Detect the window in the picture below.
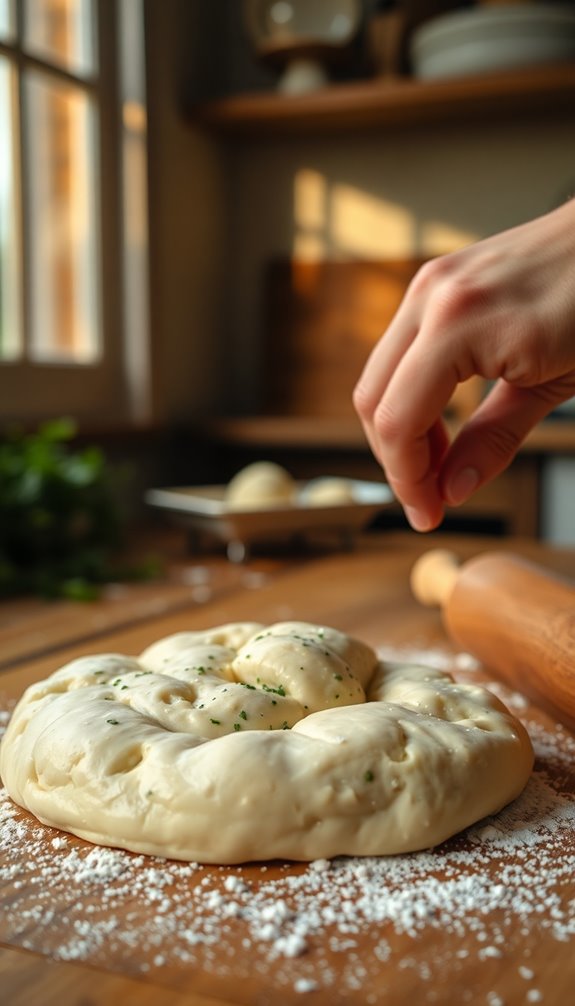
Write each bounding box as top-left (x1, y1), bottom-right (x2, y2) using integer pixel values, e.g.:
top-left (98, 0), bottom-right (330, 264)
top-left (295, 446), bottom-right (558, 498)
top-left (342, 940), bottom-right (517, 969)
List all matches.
top-left (0, 0), bottom-right (150, 426)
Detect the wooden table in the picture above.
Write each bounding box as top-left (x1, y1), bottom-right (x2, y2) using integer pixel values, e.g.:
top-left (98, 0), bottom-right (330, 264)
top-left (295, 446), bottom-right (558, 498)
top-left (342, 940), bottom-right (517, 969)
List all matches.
top-left (1, 532), bottom-right (575, 1005)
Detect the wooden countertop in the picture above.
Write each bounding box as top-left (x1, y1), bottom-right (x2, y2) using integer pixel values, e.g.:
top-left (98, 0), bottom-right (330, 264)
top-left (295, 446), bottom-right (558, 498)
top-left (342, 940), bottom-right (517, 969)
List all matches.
top-left (1, 532), bottom-right (575, 1005)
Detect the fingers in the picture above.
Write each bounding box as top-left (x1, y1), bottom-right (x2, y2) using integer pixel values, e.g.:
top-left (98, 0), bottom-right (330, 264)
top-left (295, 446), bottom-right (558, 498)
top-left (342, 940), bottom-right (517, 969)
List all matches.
top-left (354, 258), bottom-right (472, 531)
top-left (439, 379), bottom-right (567, 506)
top-left (353, 269), bottom-right (429, 440)
top-left (353, 321), bottom-right (420, 441)
top-left (356, 333), bottom-right (460, 531)
top-left (398, 418), bottom-right (450, 532)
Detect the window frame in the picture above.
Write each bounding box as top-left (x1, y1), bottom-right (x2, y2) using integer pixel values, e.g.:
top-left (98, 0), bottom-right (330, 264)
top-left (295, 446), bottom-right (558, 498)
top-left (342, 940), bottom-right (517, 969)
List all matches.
top-left (0, 0), bottom-right (139, 427)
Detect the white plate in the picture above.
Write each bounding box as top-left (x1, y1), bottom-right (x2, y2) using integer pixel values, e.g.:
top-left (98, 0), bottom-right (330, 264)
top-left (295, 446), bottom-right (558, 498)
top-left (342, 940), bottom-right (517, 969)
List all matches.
top-left (411, 4), bottom-right (575, 80)
top-left (145, 480), bottom-right (393, 562)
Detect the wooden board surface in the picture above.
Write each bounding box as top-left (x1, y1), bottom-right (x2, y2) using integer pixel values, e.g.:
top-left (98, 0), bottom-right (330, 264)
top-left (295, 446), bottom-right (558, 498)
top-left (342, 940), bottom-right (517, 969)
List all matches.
top-left (2, 532), bottom-right (575, 1005)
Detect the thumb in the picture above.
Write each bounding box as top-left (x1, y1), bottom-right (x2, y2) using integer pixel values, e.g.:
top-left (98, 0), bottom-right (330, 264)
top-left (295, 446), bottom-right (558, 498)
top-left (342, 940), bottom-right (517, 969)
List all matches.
top-left (439, 379), bottom-right (569, 506)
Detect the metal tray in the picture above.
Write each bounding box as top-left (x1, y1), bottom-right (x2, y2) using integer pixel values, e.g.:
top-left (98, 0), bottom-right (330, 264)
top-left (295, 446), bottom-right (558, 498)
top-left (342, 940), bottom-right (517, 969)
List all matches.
top-left (145, 480), bottom-right (393, 561)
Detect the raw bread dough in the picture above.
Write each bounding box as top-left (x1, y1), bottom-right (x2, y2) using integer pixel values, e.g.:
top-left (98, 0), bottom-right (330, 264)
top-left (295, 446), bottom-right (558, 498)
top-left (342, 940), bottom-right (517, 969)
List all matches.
top-left (301, 477), bottom-right (356, 507)
top-left (225, 462), bottom-right (295, 508)
top-left (0, 622), bottom-right (533, 864)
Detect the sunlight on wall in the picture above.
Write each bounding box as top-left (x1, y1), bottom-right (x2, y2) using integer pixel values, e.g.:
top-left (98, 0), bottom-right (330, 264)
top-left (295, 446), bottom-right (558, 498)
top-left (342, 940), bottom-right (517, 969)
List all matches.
top-left (420, 219), bottom-right (479, 256)
top-left (293, 169), bottom-right (479, 262)
top-left (293, 169), bottom-right (417, 260)
top-left (293, 168), bottom-right (327, 262)
top-left (293, 232), bottom-right (327, 261)
top-left (330, 184), bottom-right (415, 258)
top-left (294, 168), bottom-right (326, 230)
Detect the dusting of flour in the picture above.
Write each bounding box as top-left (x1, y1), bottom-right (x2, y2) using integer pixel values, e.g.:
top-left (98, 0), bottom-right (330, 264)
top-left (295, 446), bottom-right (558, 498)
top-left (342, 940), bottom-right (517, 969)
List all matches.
top-left (1, 652), bottom-right (574, 1002)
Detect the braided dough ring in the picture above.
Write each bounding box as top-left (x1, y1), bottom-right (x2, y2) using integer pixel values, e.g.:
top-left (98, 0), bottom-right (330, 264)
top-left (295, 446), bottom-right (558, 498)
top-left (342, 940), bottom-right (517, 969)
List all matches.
top-left (0, 621), bottom-right (533, 864)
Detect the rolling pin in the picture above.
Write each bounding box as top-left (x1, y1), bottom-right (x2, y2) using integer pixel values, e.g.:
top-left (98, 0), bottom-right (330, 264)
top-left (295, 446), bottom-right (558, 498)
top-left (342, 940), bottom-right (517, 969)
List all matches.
top-left (410, 549), bottom-right (575, 731)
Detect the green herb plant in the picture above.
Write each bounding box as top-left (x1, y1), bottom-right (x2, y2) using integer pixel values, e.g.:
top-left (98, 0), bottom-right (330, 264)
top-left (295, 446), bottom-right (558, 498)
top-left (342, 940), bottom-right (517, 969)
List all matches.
top-left (0, 418), bottom-right (157, 600)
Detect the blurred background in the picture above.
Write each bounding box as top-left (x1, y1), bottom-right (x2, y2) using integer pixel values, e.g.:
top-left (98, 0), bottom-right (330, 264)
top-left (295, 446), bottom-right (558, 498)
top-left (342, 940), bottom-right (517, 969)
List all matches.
top-left (1, 0), bottom-right (575, 555)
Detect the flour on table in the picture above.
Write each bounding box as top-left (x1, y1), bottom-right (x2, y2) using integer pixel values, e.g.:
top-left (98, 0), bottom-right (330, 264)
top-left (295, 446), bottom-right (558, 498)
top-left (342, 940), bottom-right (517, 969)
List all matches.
top-left (0, 720), bottom-right (572, 998)
top-left (0, 647), bottom-right (573, 1000)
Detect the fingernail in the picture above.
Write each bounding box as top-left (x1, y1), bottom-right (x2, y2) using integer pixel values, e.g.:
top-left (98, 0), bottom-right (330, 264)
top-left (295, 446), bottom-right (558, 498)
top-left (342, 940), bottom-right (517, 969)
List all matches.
top-left (404, 506), bottom-right (433, 532)
top-left (446, 467), bottom-right (480, 506)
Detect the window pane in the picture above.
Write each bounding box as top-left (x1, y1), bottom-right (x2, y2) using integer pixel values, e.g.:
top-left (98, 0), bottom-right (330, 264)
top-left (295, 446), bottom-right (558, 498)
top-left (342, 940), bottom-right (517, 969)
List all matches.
top-left (24, 0), bottom-right (96, 77)
top-left (25, 71), bottom-right (100, 363)
top-left (0, 0), bottom-right (14, 39)
top-left (0, 57), bottom-right (22, 360)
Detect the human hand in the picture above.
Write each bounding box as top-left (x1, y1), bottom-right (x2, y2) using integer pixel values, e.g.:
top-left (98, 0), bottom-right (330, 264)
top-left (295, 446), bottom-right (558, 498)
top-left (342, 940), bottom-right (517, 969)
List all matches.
top-left (353, 200), bottom-right (575, 531)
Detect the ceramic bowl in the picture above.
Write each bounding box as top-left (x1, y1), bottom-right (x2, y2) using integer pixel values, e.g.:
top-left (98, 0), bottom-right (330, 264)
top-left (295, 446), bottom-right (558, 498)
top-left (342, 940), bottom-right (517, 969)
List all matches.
top-left (411, 3), bottom-right (575, 80)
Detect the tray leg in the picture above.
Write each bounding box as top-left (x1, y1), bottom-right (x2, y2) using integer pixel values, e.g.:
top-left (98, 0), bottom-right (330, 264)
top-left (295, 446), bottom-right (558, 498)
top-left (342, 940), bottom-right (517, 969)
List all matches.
top-left (227, 539), bottom-right (248, 563)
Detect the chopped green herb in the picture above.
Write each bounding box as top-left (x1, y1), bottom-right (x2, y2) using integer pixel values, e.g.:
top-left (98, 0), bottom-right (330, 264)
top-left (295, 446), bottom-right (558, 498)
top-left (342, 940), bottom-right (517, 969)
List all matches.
top-left (262, 683), bottom-right (286, 697)
top-left (364, 770), bottom-right (374, 783)
top-left (334, 674), bottom-right (343, 681)
top-left (233, 723), bottom-right (242, 731)
top-left (106, 718), bottom-right (119, 725)
top-left (239, 710), bottom-right (247, 721)
top-left (210, 718), bottom-right (221, 725)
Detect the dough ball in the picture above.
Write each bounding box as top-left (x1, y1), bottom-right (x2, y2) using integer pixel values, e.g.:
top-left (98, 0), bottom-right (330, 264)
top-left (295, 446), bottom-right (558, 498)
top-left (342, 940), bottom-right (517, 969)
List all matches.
top-left (0, 619), bottom-right (534, 865)
top-left (225, 461), bottom-right (295, 509)
top-left (302, 478), bottom-right (356, 507)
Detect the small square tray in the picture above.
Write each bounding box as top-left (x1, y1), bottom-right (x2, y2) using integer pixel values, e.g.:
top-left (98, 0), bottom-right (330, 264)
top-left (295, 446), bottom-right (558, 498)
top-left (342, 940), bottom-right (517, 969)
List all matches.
top-left (145, 480), bottom-right (393, 562)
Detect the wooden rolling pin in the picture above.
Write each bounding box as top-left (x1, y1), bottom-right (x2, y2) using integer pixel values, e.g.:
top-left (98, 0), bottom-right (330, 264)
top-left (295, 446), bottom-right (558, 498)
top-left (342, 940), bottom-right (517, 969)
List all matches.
top-left (411, 549), bottom-right (575, 731)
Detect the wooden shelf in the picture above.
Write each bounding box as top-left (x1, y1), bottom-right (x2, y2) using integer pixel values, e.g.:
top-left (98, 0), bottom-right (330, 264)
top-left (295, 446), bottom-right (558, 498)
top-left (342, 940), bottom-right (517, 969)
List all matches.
top-left (207, 415), bottom-right (367, 449)
top-left (192, 64), bottom-right (575, 135)
top-left (206, 415), bottom-right (575, 455)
